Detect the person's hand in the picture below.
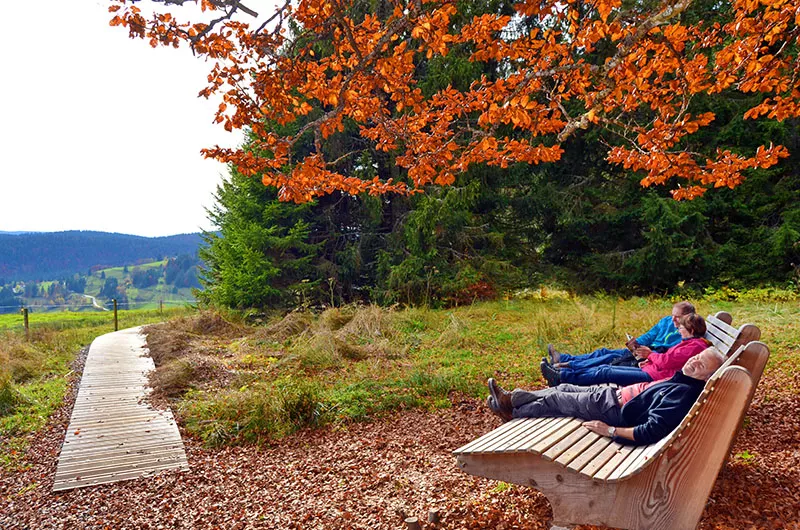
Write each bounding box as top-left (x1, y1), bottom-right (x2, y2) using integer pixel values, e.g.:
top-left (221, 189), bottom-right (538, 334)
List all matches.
top-left (634, 346), bottom-right (652, 359)
top-left (625, 337), bottom-right (639, 351)
top-left (583, 420), bottom-right (611, 436)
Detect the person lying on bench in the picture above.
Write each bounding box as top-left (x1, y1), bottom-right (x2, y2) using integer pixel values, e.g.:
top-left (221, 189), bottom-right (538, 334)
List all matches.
top-left (486, 347), bottom-right (725, 445)
top-left (547, 301), bottom-right (695, 370)
top-left (541, 313), bottom-right (710, 387)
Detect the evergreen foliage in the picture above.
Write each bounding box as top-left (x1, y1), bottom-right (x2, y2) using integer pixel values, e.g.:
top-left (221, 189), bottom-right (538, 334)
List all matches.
top-left (197, 0), bottom-right (800, 309)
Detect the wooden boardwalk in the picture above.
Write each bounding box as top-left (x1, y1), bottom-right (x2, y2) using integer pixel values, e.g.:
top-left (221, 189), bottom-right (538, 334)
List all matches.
top-left (53, 326), bottom-right (188, 492)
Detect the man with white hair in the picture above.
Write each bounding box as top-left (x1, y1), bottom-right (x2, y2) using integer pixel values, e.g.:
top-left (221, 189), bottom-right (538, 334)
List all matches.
top-left (487, 347), bottom-right (725, 445)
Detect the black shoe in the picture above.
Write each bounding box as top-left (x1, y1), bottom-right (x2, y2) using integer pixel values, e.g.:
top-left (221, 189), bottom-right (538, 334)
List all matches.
top-left (547, 343), bottom-right (561, 364)
top-left (486, 395), bottom-right (513, 422)
top-left (540, 358), bottom-right (561, 387)
top-left (488, 378), bottom-right (513, 413)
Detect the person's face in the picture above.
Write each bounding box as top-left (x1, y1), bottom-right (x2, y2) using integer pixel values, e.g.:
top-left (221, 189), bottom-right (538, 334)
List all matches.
top-left (678, 321), bottom-right (693, 339)
top-left (672, 306), bottom-right (688, 327)
top-left (682, 350), bottom-right (720, 380)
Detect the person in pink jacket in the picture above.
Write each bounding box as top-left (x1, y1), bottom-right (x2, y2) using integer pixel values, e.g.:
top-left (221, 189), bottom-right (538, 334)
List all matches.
top-left (540, 313), bottom-right (710, 387)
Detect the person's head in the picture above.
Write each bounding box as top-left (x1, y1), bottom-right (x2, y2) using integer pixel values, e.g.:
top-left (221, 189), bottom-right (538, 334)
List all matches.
top-left (682, 347), bottom-right (725, 380)
top-left (678, 313), bottom-right (706, 339)
top-left (671, 301), bottom-right (696, 327)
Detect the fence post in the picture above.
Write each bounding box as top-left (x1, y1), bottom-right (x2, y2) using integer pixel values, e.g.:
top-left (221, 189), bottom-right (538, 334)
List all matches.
top-left (113, 299), bottom-right (118, 331)
top-left (21, 307), bottom-right (29, 339)
top-left (159, 299), bottom-right (163, 315)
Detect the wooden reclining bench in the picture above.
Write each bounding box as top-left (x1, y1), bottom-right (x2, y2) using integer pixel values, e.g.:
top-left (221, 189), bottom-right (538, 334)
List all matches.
top-left (454, 313), bottom-right (767, 530)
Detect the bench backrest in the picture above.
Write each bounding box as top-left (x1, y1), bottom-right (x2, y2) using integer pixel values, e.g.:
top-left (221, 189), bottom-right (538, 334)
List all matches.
top-left (705, 311), bottom-right (761, 358)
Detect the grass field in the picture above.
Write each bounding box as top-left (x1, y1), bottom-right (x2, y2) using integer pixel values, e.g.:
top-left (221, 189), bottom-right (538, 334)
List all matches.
top-left (3, 290), bottom-right (798, 464)
top-left (0, 306), bottom-right (196, 469)
top-left (142, 292), bottom-right (800, 446)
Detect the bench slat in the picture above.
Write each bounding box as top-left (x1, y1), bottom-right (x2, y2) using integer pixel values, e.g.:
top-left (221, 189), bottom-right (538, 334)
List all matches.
top-left (706, 326), bottom-right (735, 349)
top-left (491, 418), bottom-right (550, 453)
top-left (566, 436), bottom-right (612, 472)
top-left (593, 445), bottom-right (635, 481)
top-left (504, 417), bottom-right (567, 452)
top-left (454, 418), bottom-right (526, 454)
top-left (491, 417), bottom-right (560, 453)
top-left (706, 333), bottom-right (730, 354)
top-left (514, 417), bottom-right (573, 452)
top-left (530, 419), bottom-right (583, 454)
top-left (613, 435), bottom-right (671, 481)
top-left (580, 441), bottom-right (625, 476)
top-left (543, 426), bottom-right (594, 462)
top-left (707, 314), bottom-right (738, 336)
top-left (496, 417), bottom-right (562, 453)
top-left (606, 445), bottom-right (648, 482)
top-left (476, 418), bottom-right (545, 453)
top-left (554, 431), bottom-right (601, 466)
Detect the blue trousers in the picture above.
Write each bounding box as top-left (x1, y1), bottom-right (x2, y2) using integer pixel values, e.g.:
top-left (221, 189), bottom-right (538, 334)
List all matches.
top-left (559, 365), bottom-right (654, 386)
top-left (558, 347), bottom-right (631, 369)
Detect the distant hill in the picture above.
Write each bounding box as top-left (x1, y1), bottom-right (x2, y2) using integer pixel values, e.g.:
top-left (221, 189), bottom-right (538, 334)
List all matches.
top-left (0, 231), bottom-right (204, 281)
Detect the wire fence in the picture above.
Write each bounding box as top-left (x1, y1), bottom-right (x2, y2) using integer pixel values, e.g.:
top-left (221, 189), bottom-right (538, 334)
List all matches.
top-left (1, 299), bottom-right (197, 336)
top-left (0, 300), bottom-right (195, 312)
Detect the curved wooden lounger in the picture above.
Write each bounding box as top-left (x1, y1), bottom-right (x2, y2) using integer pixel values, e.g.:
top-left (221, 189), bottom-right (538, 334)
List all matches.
top-left (454, 337), bottom-right (770, 530)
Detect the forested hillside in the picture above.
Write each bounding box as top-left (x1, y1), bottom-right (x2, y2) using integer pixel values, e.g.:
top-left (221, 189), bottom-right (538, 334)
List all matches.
top-left (0, 231), bottom-right (203, 281)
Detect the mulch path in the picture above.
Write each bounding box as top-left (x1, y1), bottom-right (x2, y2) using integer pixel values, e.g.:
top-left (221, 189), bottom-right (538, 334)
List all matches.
top-left (2, 358), bottom-right (799, 529)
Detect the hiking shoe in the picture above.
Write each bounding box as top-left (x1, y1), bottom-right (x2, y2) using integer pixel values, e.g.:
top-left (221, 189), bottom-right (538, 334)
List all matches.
top-left (547, 344), bottom-right (561, 364)
top-left (486, 395), bottom-right (512, 422)
top-left (540, 358), bottom-right (561, 387)
top-left (488, 378), bottom-right (513, 413)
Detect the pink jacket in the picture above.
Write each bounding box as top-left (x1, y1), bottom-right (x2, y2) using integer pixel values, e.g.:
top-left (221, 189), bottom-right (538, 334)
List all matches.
top-left (640, 337), bottom-right (710, 381)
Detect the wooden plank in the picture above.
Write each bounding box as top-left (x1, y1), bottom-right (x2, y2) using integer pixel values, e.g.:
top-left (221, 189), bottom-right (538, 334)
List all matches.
top-left (553, 431), bottom-right (601, 466)
top-left (705, 326), bottom-right (735, 350)
top-left (515, 417), bottom-right (574, 452)
top-left (611, 437), bottom-right (671, 482)
top-left (707, 314), bottom-right (738, 336)
top-left (605, 446), bottom-right (647, 482)
top-left (499, 417), bottom-right (565, 452)
top-left (468, 419), bottom-right (537, 453)
top-left (480, 418), bottom-right (551, 453)
top-left (579, 441), bottom-right (624, 477)
top-left (566, 436), bottom-right (613, 473)
top-left (53, 326), bottom-right (188, 492)
top-left (530, 419), bottom-right (583, 454)
top-left (543, 426), bottom-right (593, 462)
top-left (453, 419), bottom-right (526, 454)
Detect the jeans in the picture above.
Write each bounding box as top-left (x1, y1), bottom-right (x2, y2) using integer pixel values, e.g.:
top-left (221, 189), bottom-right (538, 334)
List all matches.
top-left (559, 365), bottom-right (654, 386)
top-left (511, 384), bottom-right (624, 425)
top-left (558, 347), bottom-right (631, 369)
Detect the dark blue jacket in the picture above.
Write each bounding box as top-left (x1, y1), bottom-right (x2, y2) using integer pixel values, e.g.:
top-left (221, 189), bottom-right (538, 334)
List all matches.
top-left (619, 371), bottom-right (705, 445)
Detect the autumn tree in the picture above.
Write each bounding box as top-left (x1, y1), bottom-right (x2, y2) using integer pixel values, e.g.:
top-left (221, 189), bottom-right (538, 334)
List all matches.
top-left (111, 0), bottom-right (797, 202)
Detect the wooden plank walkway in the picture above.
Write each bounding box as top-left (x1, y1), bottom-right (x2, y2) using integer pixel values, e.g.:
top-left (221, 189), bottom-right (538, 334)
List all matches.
top-left (53, 326), bottom-right (188, 492)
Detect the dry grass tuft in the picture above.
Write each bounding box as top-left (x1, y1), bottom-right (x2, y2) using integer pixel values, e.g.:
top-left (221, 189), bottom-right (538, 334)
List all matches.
top-left (178, 311), bottom-right (245, 338)
top-left (338, 305), bottom-right (397, 341)
top-left (258, 312), bottom-right (314, 342)
top-left (150, 353), bottom-right (232, 398)
top-left (434, 313), bottom-right (470, 348)
top-left (318, 307), bottom-right (355, 332)
top-left (0, 333), bottom-right (45, 383)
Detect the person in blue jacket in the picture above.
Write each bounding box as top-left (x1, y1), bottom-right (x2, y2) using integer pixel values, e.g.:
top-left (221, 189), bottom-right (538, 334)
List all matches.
top-left (486, 346), bottom-right (725, 445)
top-left (547, 301), bottom-right (696, 370)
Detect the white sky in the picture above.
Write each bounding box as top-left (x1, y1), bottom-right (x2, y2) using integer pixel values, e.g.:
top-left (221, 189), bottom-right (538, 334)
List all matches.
top-left (0, 1), bottom-right (244, 237)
